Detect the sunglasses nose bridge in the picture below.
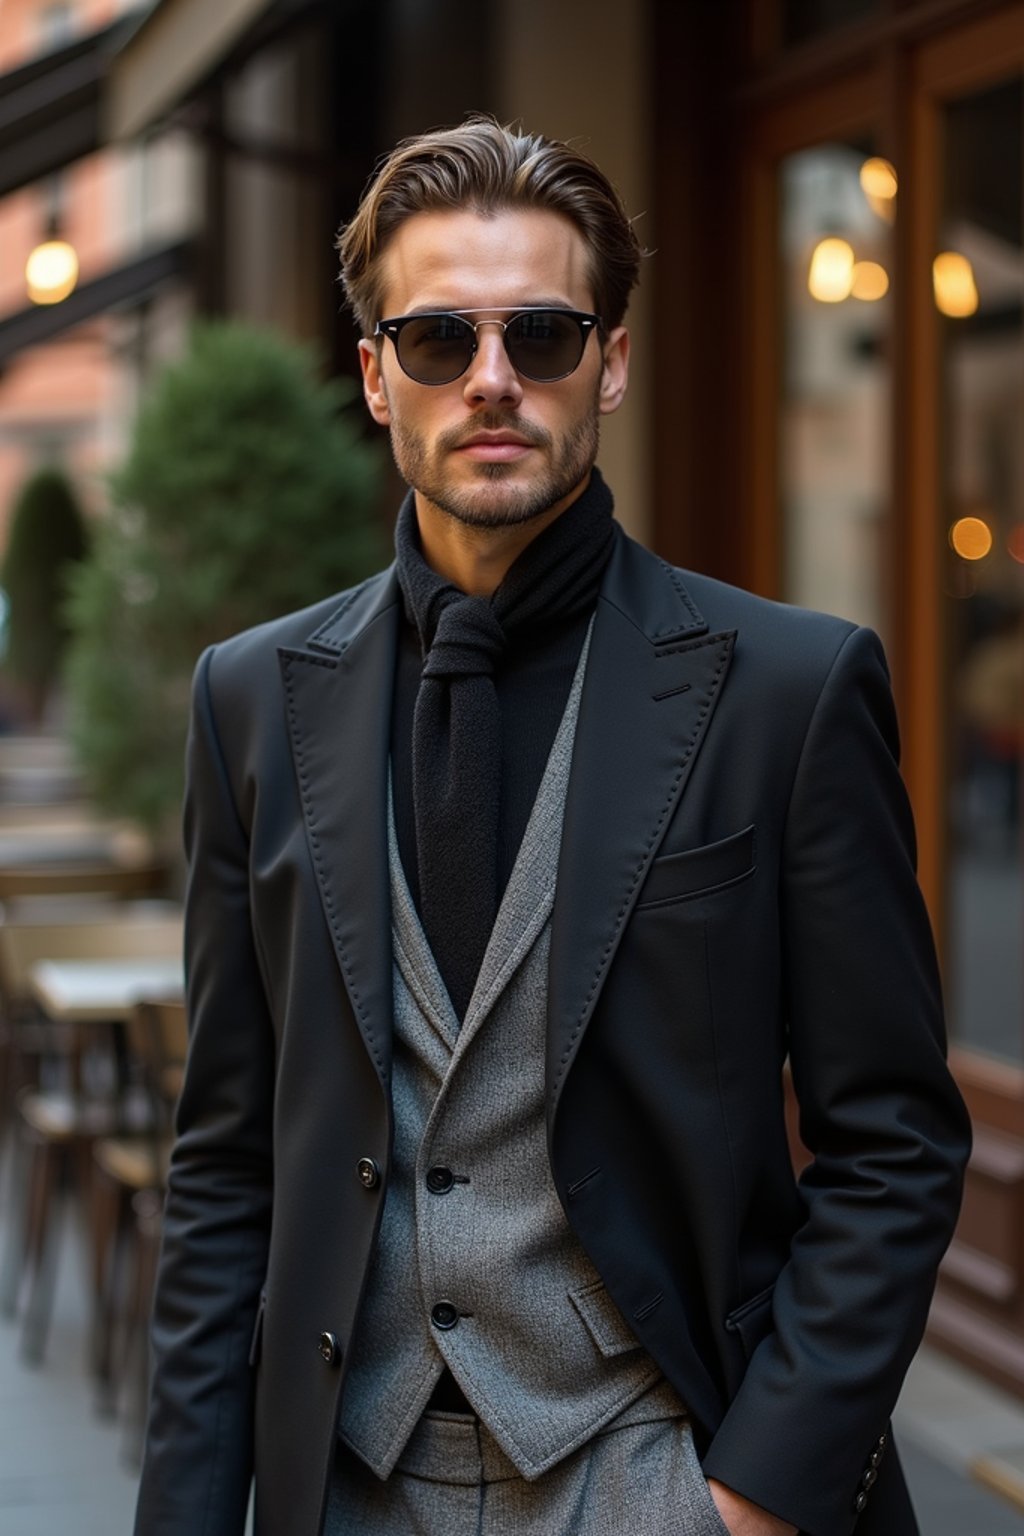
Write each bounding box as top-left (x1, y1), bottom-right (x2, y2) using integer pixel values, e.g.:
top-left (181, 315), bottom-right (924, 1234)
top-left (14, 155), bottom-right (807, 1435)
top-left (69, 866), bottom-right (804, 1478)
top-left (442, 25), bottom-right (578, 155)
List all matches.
top-left (462, 318), bottom-right (520, 389)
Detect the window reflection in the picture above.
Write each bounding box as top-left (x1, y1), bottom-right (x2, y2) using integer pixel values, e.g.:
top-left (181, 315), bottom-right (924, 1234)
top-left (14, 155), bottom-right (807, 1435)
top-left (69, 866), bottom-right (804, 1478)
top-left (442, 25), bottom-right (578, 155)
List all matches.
top-left (779, 142), bottom-right (892, 640)
top-left (942, 79), bottom-right (1024, 1065)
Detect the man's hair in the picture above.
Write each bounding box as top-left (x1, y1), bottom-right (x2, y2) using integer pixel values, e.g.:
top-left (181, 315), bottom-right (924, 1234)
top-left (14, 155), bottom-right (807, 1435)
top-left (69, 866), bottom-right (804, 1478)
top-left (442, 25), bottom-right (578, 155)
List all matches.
top-left (337, 116), bottom-right (643, 337)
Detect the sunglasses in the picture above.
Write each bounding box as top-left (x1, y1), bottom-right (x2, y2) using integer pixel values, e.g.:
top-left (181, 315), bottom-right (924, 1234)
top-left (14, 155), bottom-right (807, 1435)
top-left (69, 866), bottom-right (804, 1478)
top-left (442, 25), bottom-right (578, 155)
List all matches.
top-left (373, 308), bottom-right (602, 386)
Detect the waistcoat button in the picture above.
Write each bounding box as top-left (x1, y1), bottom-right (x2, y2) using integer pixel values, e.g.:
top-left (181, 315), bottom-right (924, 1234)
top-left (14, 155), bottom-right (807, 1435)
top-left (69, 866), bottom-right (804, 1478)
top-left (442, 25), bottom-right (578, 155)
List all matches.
top-left (356, 1157), bottom-right (380, 1189)
top-left (426, 1166), bottom-right (455, 1195)
top-left (318, 1331), bottom-right (341, 1366)
top-left (431, 1301), bottom-right (459, 1331)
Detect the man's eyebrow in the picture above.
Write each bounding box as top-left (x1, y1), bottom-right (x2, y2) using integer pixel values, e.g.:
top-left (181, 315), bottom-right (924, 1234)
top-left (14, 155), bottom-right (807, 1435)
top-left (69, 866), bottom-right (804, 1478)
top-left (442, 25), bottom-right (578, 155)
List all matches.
top-left (398, 299), bottom-right (579, 317)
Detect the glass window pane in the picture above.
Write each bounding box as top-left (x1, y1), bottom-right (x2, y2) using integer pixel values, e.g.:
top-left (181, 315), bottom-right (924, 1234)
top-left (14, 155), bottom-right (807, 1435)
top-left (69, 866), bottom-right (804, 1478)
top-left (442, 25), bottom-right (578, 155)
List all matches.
top-left (781, 0), bottom-right (878, 47)
top-left (941, 78), bottom-right (1024, 1066)
top-left (779, 141), bottom-right (893, 641)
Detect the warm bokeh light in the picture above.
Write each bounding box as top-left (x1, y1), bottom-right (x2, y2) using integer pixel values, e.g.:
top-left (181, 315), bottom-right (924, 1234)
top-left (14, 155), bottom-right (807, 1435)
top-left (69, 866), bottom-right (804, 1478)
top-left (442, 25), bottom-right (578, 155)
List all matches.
top-left (950, 515), bottom-right (993, 561)
top-left (860, 157), bottom-right (898, 223)
top-left (25, 239), bottom-right (79, 304)
top-left (851, 260), bottom-right (889, 301)
top-left (1008, 524), bottom-right (1024, 565)
top-left (808, 238), bottom-right (854, 302)
top-left (933, 251), bottom-right (979, 318)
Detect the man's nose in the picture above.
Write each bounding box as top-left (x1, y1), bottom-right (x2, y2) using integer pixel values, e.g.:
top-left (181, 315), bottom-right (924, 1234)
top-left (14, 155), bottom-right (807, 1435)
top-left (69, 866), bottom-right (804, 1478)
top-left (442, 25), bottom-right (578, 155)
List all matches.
top-left (462, 324), bottom-right (523, 407)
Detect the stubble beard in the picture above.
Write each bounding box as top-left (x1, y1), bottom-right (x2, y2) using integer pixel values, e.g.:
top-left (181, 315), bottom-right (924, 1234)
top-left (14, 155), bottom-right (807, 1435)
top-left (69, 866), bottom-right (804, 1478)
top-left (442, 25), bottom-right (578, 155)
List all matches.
top-left (389, 398), bottom-right (601, 530)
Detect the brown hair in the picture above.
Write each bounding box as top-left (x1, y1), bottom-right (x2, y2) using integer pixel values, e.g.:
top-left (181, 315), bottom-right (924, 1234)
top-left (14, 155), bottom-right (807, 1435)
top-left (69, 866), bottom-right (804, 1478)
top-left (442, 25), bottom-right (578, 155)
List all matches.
top-left (336, 116), bottom-right (643, 336)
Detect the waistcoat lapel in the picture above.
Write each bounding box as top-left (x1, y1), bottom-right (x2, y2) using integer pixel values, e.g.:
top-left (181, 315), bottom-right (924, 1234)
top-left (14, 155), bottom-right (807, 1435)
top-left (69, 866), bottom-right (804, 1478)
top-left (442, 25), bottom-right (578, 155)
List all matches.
top-left (388, 791), bottom-right (461, 1058)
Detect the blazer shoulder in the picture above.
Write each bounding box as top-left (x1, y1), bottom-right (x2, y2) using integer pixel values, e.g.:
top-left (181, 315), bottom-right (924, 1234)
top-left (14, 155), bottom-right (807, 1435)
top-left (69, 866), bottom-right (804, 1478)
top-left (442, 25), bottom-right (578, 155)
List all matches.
top-left (200, 565), bottom-right (397, 705)
top-left (666, 559), bottom-right (870, 686)
top-left (674, 563), bottom-right (855, 643)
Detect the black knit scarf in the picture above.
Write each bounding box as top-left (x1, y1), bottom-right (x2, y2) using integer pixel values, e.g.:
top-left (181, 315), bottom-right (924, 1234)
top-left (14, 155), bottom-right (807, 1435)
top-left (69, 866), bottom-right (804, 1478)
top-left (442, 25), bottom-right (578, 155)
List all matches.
top-left (394, 469), bottom-right (615, 1020)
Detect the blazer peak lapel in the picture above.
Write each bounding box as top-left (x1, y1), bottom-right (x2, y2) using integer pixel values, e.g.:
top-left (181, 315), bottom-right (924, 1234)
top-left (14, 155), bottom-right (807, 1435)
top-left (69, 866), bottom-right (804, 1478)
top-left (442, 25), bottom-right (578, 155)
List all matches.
top-left (278, 567), bottom-right (399, 1090)
top-left (547, 534), bottom-right (735, 1117)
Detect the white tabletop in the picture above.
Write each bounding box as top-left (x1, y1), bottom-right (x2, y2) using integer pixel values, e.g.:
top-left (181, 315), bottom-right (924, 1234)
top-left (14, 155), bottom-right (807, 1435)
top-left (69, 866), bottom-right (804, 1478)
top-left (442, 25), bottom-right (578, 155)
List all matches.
top-left (29, 958), bottom-right (185, 1023)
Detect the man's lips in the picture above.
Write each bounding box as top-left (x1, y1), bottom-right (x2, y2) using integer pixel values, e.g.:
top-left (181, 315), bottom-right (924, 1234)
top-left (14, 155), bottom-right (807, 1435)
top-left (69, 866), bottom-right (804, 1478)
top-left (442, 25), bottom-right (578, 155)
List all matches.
top-left (454, 432), bottom-right (536, 461)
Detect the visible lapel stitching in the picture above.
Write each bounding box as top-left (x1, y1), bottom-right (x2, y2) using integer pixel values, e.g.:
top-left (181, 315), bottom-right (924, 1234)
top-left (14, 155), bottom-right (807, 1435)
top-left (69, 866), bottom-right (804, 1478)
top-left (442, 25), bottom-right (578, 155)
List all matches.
top-left (278, 586), bottom-right (399, 1090)
top-left (548, 624), bottom-right (736, 1111)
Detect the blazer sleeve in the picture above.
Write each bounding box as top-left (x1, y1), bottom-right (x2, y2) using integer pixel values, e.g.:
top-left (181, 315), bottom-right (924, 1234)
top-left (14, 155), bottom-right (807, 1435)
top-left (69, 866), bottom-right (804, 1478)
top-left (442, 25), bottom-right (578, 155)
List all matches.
top-left (701, 624), bottom-right (972, 1536)
top-left (134, 645), bottom-right (275, 1536)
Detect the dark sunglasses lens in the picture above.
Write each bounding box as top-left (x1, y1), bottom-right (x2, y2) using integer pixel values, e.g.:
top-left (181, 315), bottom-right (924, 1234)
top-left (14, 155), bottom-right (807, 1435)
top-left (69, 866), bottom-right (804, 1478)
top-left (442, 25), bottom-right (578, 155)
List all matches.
top-left (395, 314), bottom-right (475, 383)
top-left (506, 311), bottom-right (586, 381)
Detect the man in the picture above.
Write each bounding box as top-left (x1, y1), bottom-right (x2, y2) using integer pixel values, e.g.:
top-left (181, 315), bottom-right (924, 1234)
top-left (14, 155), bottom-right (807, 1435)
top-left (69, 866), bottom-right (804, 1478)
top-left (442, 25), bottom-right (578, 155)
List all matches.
top-left (135, 119), bottom-right (971, 1536)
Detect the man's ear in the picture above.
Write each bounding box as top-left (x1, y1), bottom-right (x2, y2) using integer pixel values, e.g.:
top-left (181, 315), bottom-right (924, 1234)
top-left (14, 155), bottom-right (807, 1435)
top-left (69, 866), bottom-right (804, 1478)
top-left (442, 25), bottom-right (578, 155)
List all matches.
top-left (359, 337), bottom-right (391, 426)
top-left (598, 326), bottom-right (630, 416)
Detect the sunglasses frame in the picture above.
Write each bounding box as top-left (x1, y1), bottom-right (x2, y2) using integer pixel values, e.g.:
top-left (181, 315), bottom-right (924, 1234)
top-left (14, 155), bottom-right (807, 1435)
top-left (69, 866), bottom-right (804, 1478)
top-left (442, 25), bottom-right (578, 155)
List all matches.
top-left (373, 307), bottom-right (603, 386)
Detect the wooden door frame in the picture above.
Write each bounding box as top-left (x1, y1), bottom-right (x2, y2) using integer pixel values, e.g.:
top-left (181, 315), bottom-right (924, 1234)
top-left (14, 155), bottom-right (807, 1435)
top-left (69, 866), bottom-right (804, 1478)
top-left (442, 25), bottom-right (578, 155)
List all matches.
top-left (905, 5), bottom-right (1024, 1103)
top-left (740, 64), bottom-right (885, 604)
top-left (718, 0), bottom-right (1024, 1393)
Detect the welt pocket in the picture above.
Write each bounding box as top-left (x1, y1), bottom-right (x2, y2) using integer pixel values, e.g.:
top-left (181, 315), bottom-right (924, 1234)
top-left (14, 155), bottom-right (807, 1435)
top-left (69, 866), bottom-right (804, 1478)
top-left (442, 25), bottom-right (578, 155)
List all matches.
top-left (636, 825), bottom-right (756, 909)
top-left (724, 1282), bottom-right (775, 1359)
top-left (569, 1278), bottom-right (642, 1358)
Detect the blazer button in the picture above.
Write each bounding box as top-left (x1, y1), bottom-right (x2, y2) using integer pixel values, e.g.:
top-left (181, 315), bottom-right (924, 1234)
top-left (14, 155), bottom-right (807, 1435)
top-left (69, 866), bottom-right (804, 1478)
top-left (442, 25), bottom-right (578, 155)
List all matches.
top-left (356, 1157), bottom-right (380, 1190)
top-left (318, 1331), bottom-right (341, 1366)
top-left (854, 1490), bottom-right (868, 1514)
top-left (431, 1301), bottom-right (459, 1331)
top-left (861, 1468), bottom-right (877, 1490)
top-left (426, 1166), bottom-right (454, 1195)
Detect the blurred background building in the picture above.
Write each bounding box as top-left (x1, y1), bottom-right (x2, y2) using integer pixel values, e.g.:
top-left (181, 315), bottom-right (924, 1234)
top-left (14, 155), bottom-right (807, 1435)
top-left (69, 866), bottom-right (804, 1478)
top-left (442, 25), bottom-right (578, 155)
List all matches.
top-left (0, 0), bottom-right (1022, 1406)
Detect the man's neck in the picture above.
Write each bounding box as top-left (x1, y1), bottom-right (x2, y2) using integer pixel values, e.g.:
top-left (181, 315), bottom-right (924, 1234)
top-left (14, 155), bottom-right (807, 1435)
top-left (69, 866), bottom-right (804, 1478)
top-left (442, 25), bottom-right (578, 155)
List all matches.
top-left (414, 476), bottom-right (590, 596)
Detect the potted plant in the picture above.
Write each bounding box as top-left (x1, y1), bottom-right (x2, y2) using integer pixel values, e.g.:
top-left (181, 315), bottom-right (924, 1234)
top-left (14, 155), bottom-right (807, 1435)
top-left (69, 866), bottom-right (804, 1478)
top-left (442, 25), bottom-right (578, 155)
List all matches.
top-left (1, 465), bottom-right (89, 726)
top-left (65, 321), bottom-right (388, 842)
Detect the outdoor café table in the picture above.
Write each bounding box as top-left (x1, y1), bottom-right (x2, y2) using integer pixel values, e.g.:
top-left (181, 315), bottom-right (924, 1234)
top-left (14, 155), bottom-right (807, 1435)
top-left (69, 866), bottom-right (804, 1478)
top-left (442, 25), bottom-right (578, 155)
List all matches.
top-left (29, 958), bottom-right (184, 1025)
top-left (0, 832), bottom-right (120, 866)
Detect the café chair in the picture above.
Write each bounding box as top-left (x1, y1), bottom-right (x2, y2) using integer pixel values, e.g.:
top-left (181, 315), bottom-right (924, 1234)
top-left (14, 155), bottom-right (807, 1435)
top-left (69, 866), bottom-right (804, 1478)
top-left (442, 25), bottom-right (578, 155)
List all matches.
top-left (91, 997), bottom-right (188, 1461)
top-left (0, 912), bottom-right (182, 1366)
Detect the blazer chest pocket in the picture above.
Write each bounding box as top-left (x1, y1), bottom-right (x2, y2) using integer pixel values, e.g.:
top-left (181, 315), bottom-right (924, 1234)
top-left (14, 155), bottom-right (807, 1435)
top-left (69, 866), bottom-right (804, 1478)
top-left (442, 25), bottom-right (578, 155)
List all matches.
top-left (636, 824), bottom-right (756, 909)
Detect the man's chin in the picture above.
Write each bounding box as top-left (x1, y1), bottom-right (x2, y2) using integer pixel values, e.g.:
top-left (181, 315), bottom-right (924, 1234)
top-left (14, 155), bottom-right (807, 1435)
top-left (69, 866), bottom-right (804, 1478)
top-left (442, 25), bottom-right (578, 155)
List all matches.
top-left (430, 482), bottom-right (562, 530)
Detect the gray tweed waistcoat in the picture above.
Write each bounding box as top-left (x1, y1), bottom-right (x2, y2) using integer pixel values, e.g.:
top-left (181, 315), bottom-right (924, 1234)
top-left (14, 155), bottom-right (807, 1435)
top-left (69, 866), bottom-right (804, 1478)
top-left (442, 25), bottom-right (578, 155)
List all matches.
top-left (337, 626), bottom-right (666, 1482)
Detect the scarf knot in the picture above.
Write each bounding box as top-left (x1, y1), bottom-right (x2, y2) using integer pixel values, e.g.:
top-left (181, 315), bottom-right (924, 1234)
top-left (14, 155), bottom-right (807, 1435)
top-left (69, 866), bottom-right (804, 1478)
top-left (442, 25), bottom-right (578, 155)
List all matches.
top-left (422, 596), bottom-right (507, 680)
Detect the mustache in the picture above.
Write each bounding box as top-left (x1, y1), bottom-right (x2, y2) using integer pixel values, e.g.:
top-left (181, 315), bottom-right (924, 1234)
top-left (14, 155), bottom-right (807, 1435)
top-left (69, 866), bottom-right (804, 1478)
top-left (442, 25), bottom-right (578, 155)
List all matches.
top-left (437, 415), bottom-right (552, 452)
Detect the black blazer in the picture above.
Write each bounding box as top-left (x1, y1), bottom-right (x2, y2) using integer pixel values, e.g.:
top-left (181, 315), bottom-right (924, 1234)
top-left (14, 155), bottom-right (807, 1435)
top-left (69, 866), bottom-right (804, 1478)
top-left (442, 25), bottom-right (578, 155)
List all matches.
top-left (134, 527), bottom-right (970, 1536)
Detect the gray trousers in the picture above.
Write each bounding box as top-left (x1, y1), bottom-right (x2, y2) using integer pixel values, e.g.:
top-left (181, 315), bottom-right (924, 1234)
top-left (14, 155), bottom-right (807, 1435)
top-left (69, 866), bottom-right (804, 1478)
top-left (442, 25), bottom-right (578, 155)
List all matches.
top-left (325, 1406), bottom-right (729, 1536)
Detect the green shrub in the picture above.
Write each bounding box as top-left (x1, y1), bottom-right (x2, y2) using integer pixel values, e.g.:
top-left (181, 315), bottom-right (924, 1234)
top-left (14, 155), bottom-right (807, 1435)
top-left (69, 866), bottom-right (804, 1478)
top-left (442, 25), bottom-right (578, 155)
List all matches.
top-left (65, 321), bottom-right (387, 834)
top-left (1, 465), bottom-right (89, 721)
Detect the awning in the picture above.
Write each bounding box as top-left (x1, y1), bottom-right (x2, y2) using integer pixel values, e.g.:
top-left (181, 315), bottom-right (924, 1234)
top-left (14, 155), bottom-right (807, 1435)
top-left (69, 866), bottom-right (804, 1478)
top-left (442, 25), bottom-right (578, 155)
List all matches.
top-left (0, 15), bottom-right (141, 200)
top-left (0, 0), bottom-right (322, 196)
top-left (0, 241), bottom-right (193, 371)
top-left (105, 0), bottom-right (275, 140)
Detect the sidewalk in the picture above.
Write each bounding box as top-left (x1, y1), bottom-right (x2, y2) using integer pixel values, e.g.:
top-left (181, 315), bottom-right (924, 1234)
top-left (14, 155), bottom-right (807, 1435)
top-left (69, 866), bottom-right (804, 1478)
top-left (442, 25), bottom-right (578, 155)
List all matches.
top-left (897, 1346), bottom-right (1024, 1535)
top-left (1, 1198), bottom-right (1024, 1535)
top-left (0, 1213), bottom-right (138, 1536)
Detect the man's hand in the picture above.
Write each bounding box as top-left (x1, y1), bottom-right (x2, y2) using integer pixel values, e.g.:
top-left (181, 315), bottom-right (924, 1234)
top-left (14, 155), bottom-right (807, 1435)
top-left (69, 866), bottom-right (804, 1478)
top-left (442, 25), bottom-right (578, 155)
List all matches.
top-left (707, 1478), bottom-right (799, 1536)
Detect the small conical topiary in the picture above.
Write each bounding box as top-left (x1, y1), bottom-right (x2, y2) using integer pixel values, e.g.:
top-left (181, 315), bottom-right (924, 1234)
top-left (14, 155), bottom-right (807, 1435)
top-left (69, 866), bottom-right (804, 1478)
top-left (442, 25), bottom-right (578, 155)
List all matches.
top-left (1, 465), bottom-right (89, 724)
top-left (65, 320), bottom-right (388, 835)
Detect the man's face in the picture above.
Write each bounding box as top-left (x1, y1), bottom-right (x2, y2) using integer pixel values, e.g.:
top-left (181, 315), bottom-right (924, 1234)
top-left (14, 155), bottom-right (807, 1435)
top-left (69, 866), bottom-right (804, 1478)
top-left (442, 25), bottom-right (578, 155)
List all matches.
top-left (358, 208), bottom-right (629, 531)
